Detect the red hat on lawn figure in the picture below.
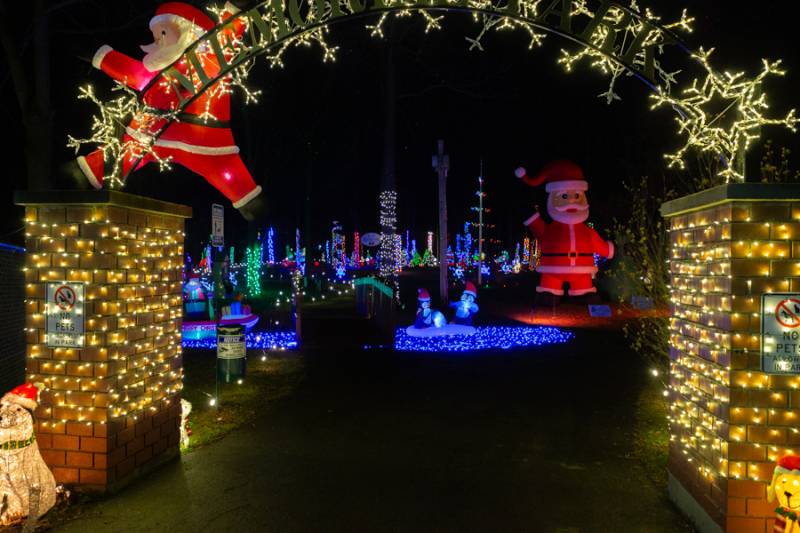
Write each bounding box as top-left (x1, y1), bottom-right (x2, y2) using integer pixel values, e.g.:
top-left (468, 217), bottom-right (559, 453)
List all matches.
top-left (768, 454), bottom-right (800, 531)
top-left (2, 383), bottom-right (41, 411)
top-left (463, 281), bottom-right (477, 298)
top-left (76, 2), bottom-right (266, 221)
top-left (516, 160), bottom-right (614, 297)
top-left (418, 288), bottom-right (431, 302)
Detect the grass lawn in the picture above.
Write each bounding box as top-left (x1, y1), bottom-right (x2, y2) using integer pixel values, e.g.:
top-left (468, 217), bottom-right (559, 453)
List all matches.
top-left (181, 349), bottom-right (304, 450)
top-left (19, 350), bottom-right (304, 532)
top-left (633, 373), bottom-right (673, 488)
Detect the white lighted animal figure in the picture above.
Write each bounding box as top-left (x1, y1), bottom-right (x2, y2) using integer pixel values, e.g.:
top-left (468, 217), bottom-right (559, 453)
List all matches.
top-left (0, 384), bottom-right (56, 526)
top-left (180, 399), bottom-right (193, 448)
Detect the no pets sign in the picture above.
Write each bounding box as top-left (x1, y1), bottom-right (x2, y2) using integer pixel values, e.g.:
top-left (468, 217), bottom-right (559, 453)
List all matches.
top-left (762, 294), bottom-right (800, 374)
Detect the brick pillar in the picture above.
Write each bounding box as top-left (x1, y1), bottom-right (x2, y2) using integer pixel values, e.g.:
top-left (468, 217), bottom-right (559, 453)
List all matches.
top-left (662, 183), bottom-right (800, 533)
top-left (15, 190), bottom-right (191, 492)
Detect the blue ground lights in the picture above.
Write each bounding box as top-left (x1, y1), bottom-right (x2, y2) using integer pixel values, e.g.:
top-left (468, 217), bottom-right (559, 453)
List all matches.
top-left (182, 331), bottom-right (298, 350)
top-left (394, 326), bottom-right (574, 352)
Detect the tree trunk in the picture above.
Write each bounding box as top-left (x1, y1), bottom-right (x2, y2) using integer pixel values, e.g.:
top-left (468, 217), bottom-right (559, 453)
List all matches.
top-left (381, 37), bottom-right (396, 198)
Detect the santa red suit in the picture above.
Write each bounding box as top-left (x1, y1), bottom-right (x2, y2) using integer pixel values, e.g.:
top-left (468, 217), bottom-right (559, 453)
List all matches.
top-left (518, 161), bottom-right (614, 296)
top-left (77, 2), bottom-right (262, 212)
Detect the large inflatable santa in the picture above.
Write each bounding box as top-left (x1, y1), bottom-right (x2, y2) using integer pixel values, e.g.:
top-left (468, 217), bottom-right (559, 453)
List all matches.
top-left (76, 2), bottom-right (265, 221)
top-left (516, 160), bottom-right (614, 297)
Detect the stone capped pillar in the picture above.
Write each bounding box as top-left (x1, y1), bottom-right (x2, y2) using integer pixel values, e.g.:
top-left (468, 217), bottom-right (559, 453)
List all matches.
top-left (662, 183), bottom-right (800, 532)
top-left (15, 190), bottom-right (191, 492)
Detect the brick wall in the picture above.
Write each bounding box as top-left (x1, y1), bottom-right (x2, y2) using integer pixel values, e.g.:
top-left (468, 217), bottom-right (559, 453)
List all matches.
top-left (0, 243), bottom-right (25, 393)
top-left (663, 185), bottom-right (800, 532)
top-left (18, 191), bottom-right (190, 491)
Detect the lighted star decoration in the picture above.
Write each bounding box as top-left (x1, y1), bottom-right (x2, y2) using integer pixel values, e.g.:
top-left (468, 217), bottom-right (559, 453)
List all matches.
top-left (651, 48), bottom-right (799, 182)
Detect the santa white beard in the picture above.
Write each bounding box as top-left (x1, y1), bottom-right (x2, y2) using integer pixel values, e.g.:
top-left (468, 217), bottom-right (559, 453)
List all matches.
top-left (547, 194), bottom-right (589, 225)
top-left (142, 34), bottom-right (196, 72)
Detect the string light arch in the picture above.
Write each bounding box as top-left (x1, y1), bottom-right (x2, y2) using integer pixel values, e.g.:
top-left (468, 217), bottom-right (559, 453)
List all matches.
top-left (69, 0), bottom-right (797, 189)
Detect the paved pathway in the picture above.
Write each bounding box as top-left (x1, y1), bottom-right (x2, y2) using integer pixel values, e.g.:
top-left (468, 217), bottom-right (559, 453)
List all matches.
top-left (54, 305), bottom-right (692, 532)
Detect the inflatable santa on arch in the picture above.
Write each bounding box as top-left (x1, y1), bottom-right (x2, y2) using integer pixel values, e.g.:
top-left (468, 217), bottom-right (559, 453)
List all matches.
top-left (516, 160), bottom-right (614, 297)
top-left (76, 2), bottom-right (265, 221)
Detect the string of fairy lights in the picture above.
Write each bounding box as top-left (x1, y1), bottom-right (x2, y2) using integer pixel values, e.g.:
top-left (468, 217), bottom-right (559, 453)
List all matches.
top-left (378, 190), bottom-right (401, 287)
top-left (666, 208), bottom-right (800, 483)
top-left (24, 207), bottom-right (185, 427)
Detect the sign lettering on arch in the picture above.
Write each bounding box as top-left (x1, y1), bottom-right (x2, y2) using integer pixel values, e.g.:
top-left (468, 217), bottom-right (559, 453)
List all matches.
top-left (172, 0), bottom-right (679, 95)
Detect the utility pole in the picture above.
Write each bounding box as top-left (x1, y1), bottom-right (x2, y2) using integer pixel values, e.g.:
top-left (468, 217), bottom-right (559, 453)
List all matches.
top-left (432, 140), bottom-right (449, 305)
top-left (477, 160), bottom-right (484, 286)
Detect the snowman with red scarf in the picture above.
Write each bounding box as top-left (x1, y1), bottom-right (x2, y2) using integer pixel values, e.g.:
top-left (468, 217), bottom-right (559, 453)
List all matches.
top-left (516, 160), bottom-right (614, 297)
top-left (76, 2), bottom-right (265, 221)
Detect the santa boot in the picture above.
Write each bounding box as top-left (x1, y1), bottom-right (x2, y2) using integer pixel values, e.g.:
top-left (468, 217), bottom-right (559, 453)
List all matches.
top-left (76, 150), bottom-right (105, 190)
top-left (236, 191), bottom-right (267, 222)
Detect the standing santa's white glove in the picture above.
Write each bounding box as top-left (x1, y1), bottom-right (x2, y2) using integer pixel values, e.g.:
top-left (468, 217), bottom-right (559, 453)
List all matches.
top-left (515, 167), bottom-right (527, 179)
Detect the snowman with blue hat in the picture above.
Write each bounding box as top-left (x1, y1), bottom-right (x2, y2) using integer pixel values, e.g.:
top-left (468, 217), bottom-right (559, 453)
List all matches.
top-left (450, 281), bottom-right (479, 325)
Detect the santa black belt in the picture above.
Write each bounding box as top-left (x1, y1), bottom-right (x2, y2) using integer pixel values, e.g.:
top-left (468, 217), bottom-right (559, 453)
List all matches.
top-left (175, 113), bottom-right (230, 128)
top-left (541, 252), bottom-right (595, 257)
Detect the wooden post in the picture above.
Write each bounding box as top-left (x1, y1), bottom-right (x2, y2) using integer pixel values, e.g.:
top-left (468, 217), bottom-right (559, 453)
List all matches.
top-left (433, 140), bottom-right (449, 305)
top-left (477, 163), bottom-right (484, 286)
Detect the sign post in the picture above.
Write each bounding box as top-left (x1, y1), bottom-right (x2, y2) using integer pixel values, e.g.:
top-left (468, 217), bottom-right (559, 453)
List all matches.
top-left (211, 204), bottom-right (224, 248)
top-left (762, 293), bottom-right (800, 374)
top-left (45, 282), bottom-right (85, 348)
top-left (217, 324), bottom-right (246, 383)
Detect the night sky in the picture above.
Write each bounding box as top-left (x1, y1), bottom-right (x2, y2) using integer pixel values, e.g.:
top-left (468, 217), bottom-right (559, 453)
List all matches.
top-left (2, 1), bottom-right (798, 259)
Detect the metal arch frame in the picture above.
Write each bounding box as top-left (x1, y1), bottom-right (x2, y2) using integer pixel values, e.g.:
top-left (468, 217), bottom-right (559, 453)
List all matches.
top-left (125, 0), bottom-right (696, 181)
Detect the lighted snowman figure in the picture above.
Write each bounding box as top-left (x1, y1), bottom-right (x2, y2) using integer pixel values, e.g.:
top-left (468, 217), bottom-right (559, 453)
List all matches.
top-left (769, 454), bottom-right (800, 532)
top-left (450, 282), bottom-right (479, 326)
top-left (414, 288), bottom-right (445, 329)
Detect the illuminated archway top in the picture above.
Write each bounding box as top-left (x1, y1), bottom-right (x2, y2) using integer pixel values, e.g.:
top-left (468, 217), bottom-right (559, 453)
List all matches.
top-left (69, 0), bottom-right (797, 184)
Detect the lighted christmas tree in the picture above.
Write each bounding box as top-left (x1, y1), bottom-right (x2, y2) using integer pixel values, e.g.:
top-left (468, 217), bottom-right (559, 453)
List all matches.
top-left (469, 169), bottom-right (496, 275)
top-left (245, 244), bottom-right (262, 297)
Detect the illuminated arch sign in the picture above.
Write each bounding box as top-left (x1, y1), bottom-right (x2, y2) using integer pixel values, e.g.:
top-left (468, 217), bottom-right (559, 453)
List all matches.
top-left (70, 0), bottom-right (796, 196)
top-left (165, 0), bottom-right (680, 93)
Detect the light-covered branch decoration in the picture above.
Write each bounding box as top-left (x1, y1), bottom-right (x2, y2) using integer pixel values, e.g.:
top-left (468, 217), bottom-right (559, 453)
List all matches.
top-left (651, 48), bottom-right (799, 182)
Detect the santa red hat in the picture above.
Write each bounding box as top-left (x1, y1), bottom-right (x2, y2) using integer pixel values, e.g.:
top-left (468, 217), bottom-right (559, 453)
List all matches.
top-left (2, 383), bottom-right (42, 411)
top-left (417, 288), bottom-right (431, 302)
top-left (150, 2), bottom-right (216, 38)
top-left (768, 454), bottom-right (800, 502)
top-left (515, 160), bottom-right (588, 193)
top-left (776, 455), bottom-right (800, 474)
top-left (463, 281), bottom-right (477, 298)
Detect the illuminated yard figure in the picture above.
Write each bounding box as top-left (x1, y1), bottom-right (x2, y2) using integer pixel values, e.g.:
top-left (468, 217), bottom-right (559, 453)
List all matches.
top-left (414, 288), bottom-right (445, 329)
top-left (76, 2), bottom-right (264, 220)
top-left (516, 161), bottom-right (614, 297)
top-left (449, 281), bottom-right (479, 326)
top-left (768, 455), bottom-right (800, 533)
top-left (0, 384), bottom-right (56, 526)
